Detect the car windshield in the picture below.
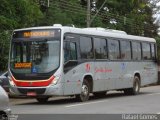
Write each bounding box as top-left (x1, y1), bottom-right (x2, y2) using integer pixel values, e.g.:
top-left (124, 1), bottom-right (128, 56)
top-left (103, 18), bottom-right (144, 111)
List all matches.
top-left (10, 39), bottom-right (60, 74)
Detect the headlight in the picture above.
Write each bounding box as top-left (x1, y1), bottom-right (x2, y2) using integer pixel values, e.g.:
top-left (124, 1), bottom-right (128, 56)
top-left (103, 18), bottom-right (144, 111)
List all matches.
top-left (8, 76), bottom-right (15, 86)
top-left (51, 76), bottom-right (60, 85)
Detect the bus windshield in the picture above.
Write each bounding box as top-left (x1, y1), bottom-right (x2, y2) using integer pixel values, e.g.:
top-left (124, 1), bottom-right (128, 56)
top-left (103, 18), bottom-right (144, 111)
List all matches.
top-left (10, 30), bottom-right (61, 74)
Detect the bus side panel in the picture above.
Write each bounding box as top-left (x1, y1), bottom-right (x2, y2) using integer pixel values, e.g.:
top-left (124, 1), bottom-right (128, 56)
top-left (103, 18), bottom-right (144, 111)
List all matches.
top-left (93, 61), bottom-right (107, 92)
top-left (63, 61), bottom-right (158, 95)
top-left (114, 61), bottom-right (158, 89)
top-left (103, 61), bottom-right (116, 90)
top-left (119, 62), bottom-right (141, 88)
top-left (114, 62), bottom-right (132, 89)
top-left (63, 70), bottom-right (81, 95)
top-left (63, 62), bottom-right (94, 95)
top-left (141, 62), bottom-right (158, 86)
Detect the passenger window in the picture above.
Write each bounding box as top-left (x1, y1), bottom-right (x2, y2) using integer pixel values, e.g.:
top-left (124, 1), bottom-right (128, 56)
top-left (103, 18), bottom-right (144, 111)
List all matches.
top-left (151, 43), bottom-right (156, 60)
top-left (80, 36), bottom-right (94, 59)
top-left (94, 38), bottom-right (107, 59)
top-left (132, 42), bottom-right (141, 60)
top-left (120, 40), bottom-right (131, 60)
top-left (142, 42), bottom-right (151, 60)
top-left (108, 39), bottom-right (120, 60)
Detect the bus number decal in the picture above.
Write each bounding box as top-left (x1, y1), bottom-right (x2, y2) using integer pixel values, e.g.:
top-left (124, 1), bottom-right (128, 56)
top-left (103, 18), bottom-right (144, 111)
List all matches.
top-left (15, 63), bottom-right (32, 69)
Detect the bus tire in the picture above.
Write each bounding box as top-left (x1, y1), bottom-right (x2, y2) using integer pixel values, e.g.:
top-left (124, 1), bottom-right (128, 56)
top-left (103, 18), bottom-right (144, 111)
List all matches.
top-left (0, 112), bottom-right (8, 120)
top-left (124, 76), bottom-right (140, 95)
top-left (76, 79), bottom-right (90, 102)
top-left (94, 91), bottom-right (107, 97)
top-left (36, 97), bottom-right (49, 103)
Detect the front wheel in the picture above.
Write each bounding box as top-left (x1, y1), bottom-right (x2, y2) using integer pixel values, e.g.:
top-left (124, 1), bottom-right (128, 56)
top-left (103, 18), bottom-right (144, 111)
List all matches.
top-left (124, 76), bottom-right (140, 95)
top-left (0, 112), bottom-right (8, 120)
top-left (76, 80), bottom-right (90, 102)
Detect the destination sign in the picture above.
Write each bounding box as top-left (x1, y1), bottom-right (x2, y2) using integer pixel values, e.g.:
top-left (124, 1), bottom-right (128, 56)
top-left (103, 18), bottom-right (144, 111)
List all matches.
top-left (13, 29), bottom-right (61, 39)
top-left (23, 31), bottom-right (54, 38)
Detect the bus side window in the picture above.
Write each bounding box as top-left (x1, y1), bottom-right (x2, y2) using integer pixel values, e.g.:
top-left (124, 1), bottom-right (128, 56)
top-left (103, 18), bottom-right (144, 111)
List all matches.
top-left (108, 39), bottom-right (120, 60)
top-left (120, 40), bottom-right (131, 60)
top-left (64, 41), bottom-right (77, 63)
top-left (151, 43), bottom-right (156, 60)
top-left (132, 42), bottom-right (141, 60)
top-left (64, 42), bottom-right (70, 63)
top-left (70, 42), bottom-right (77, 60)
top-left (80, 36), bottom-right (94, 59)
top-left (142, 42), bottom-right (151, 60)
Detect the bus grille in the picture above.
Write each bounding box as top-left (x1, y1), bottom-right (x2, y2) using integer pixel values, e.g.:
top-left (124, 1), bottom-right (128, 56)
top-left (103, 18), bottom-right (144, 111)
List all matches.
top-left (18, 88), bottom-right (46, 95)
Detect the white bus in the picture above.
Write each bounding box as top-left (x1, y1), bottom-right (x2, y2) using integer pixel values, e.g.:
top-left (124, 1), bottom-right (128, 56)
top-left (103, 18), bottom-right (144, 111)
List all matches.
top-left (8, 24), bottom-right (158, 102)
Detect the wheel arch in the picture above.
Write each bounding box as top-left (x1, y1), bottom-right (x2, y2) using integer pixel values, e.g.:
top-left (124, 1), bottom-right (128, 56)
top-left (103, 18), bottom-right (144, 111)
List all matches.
top-left (0, 111), bottom-right (7, 118)
top-left (83, 74), bottom-right (93, 93)
top-left (134, 72), bottom-right (141, 86)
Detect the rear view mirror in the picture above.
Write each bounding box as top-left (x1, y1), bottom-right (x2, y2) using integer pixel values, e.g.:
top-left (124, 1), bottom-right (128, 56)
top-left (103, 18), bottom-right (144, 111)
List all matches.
top-left (0, 76), bottom-right (6, 79)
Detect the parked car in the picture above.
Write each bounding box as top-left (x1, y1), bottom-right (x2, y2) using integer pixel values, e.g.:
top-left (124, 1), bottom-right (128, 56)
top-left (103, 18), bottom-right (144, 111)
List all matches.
top-left (0, 72), bottom-right (9, 92)
top-left (0, 85), bottom-right (11, 120)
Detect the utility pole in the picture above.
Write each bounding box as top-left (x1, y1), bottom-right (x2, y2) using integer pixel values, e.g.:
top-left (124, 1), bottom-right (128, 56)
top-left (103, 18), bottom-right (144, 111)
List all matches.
top-left (87, 0), bottom-right (91, 27)
top-left (47, 0), bottom-right (50, 7)
top-left (124, 16), bottom-right (126, 25)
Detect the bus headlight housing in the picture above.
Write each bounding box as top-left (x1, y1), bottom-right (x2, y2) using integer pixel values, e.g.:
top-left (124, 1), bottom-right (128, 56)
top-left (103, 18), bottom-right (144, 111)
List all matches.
top-left (51, 76), bottom-right (60, 85)
top-left (8, 76), bottom-right (16, 86)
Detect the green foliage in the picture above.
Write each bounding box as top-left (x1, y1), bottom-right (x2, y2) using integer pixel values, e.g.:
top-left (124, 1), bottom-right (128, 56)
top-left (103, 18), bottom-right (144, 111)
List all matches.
top-left (0, 31), bottom-right (11, 70)
top-left (0, 0), bottom-right (43, 71)
top-left (93, 0), bottom-right (157, 36)
top-left (39, 0), bottom-right (86, 27)
top-left (40, 2), bottom-right (73, 26)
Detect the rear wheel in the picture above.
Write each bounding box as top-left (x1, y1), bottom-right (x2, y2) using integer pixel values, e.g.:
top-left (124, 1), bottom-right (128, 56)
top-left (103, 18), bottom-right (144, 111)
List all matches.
top-left (36, 97), bottom-right (49, 103)
top-left (76, 80), bottom-right (90, 102)
top-left (124, 76), bottom-right (140, 95)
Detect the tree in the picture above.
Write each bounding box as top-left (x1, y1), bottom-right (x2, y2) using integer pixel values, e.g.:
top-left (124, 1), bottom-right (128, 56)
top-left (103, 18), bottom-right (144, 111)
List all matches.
top-left (0, 0), bottom-right (43, 30)
top-left (90, 0), bottom-right (157, 36)
top-left (0, 0), bottom-right (43, 71)
top-left (0, 31), bottom-right (10, 70)
top-left (39, 0), bottom-right (87, 27)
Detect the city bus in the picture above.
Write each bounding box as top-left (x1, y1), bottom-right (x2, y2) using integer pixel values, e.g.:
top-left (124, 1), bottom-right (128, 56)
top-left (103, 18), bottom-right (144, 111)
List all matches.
top-left (8, 24), bottom-right (158, 102)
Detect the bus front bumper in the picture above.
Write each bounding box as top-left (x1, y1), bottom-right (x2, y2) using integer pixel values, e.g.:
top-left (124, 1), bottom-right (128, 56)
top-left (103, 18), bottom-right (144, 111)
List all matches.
top-left (9, 83), bottom-right (63, 97)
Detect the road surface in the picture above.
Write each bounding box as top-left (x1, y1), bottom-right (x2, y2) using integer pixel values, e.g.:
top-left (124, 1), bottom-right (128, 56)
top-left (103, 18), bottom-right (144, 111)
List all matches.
top-left (10, 85), bottom-right (160, 114)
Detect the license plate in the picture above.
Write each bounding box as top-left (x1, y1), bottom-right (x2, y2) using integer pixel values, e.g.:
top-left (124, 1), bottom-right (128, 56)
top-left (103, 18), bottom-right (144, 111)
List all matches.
top-left (27, 92), bottom-right (37, 96)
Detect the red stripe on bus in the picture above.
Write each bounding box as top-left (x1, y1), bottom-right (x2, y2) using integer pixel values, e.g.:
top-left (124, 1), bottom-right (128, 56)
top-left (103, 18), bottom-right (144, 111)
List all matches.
top-left (11, 76), bottom-right (54, 87)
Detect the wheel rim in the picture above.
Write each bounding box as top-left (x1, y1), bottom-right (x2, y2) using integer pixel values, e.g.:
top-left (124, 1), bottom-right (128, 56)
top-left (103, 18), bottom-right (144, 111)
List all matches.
top-left (134, 79), bottom-right (139, 92)
top-left (77, 81), bottom-right (90, 102)
top-left (81, 84), bottom-right (89, 97)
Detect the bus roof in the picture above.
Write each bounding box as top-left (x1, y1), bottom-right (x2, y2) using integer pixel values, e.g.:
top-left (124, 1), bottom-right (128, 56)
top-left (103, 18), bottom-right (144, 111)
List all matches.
top-left (14, 25), bottom-right (156, 43)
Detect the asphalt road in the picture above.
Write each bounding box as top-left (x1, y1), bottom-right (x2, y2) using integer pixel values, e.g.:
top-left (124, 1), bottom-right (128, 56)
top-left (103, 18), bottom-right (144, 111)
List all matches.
top-left (10, 85), bottom-right (160, 114)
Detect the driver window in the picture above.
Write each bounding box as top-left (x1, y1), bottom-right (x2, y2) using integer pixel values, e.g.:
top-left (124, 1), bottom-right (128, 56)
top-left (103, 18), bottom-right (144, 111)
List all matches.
top-left (64, 41), bottom-right (77, 63)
